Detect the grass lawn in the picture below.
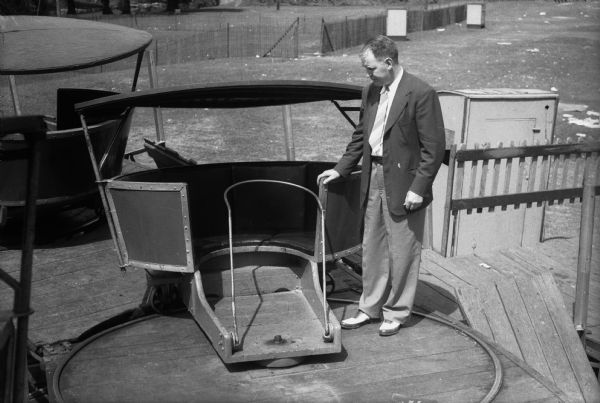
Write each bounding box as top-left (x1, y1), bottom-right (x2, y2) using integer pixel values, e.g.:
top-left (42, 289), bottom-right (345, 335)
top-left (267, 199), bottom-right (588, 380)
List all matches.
top-left (1, 1), bottom-right (599, 236)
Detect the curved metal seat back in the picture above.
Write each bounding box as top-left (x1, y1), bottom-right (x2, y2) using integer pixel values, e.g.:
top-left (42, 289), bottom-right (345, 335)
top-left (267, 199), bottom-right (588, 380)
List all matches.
top-left (112, 161), bottom-right (363, 263)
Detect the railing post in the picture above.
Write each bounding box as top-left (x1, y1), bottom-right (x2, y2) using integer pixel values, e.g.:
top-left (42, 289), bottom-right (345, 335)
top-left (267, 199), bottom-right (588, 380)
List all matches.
top-left (146, 49), bottom-right (165, 143)
top-left (344, 17), bottom-right (348, 49)
top-left (227, 23), bottom-right (230, 58)
top-left (282, 105), bottom-right (295, 161)
top-left (295, 17), bottom-right (299, 59)
top-left (8, 75), bottom-right (22, 116)
top-left (573, 156), bottom-right (598, 345)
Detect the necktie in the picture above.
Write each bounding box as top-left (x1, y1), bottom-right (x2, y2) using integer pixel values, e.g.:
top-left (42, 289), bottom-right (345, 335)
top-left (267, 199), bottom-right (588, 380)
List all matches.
top-left (368, 86), bottom-right (390, 156)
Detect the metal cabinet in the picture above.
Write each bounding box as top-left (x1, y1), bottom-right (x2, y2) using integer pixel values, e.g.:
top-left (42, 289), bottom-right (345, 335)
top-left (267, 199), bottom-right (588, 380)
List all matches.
top-left (430, 89), bottom-right (559, 255)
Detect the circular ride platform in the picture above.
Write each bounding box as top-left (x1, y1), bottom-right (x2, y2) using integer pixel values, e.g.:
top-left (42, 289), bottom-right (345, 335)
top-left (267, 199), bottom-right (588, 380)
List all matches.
top-left (53, 308), bottom-right (501, 402)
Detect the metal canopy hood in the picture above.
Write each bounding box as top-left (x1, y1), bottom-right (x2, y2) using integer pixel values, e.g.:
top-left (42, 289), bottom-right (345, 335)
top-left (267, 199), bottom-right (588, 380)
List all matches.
top-left (74, 80), bottom-right (362, 115)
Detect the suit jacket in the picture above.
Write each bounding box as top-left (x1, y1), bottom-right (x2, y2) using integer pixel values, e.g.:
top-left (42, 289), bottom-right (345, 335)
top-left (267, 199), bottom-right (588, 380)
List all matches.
top-left (334, 71), bottom-right (446, 217)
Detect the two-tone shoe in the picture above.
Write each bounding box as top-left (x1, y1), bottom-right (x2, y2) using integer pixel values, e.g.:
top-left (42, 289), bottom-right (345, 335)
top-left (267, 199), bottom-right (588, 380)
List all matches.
top-left (341, 312), bottom-right (374, 329)
top-left (378, 319), bottom-right (401, 336)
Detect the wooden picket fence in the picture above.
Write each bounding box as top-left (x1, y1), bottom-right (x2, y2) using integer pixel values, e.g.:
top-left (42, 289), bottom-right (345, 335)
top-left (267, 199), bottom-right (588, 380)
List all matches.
top-left (441, 139), bottom-right (600, 257)
top-left (320, 3), bottom-right (466, 54)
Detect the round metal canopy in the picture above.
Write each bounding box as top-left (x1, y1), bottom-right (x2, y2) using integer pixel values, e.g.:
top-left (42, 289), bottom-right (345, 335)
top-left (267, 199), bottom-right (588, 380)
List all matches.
top-left (0, 16), bottom-right (153, 75)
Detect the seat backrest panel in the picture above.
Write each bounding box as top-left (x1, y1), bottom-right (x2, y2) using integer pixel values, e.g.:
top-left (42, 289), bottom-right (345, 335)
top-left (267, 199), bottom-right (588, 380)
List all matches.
top-left (107, 182), bottom-right (193, 272)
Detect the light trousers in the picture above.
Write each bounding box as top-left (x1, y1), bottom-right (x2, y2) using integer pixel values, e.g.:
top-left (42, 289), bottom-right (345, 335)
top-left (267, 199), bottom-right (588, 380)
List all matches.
top-left (358, 161), bottom-right (425, 324)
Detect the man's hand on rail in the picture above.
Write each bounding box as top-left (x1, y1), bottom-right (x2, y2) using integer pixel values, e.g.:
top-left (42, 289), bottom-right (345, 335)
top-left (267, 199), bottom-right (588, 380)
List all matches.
top-left (317, 169), bottom-right (340, 185)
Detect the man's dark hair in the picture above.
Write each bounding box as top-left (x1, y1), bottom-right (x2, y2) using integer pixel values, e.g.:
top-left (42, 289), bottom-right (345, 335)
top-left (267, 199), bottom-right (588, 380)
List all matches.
top-left (361, 35), bottom-right (399, 64)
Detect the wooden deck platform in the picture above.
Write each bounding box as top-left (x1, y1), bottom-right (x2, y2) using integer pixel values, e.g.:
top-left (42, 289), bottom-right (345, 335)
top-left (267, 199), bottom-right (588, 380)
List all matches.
top-left (53, 310), bottom-right (567, 403)
top-left (421, 248), bottom-right (600, 402)
top-left (1, 223), bottom-right (599, 401)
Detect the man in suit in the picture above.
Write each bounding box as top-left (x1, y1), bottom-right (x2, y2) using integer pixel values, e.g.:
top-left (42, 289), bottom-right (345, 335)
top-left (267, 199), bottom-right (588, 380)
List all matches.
top-left (317, 35), bottom-right (445, 336)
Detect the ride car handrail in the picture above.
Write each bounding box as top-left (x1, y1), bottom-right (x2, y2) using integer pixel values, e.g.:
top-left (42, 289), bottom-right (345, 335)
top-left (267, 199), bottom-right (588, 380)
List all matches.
top-left (223, 179), bottom-right (332, 347)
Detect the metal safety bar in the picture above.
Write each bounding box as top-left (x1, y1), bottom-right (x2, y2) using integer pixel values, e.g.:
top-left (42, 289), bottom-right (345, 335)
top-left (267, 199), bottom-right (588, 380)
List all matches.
top-left (223, 179), bottom-right (331, 348)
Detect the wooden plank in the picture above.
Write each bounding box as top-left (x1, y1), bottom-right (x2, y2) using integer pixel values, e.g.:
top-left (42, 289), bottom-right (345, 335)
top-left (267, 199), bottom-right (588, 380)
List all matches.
top-left (515, 275), bottom-right (583, 400)
top-left (3, 238), bottom-right (148, 345)
top-left (571, 152), bottom-right (584, 203)
top-left (538, 154), bottom-right (550, 208)
top-left (535, 272), bottom-right (600, 402)
top-left (475, 250), bottom-right (540, 279)
top-left (415, 276), bottom-right (462, 321)
top-left (515, 144), bottom-right (528, 207)
top-left (549, 153), bottom-right (560, 191)
top-left (488, 142), bottom-right (502, 212)
top-left (439, 255), bottom-right (523, 358)
top-left (488, 249), bottom-right (600, 323)
top-left (559, 147), bottom-right (574, 204)
top-left (555, 151), bottom-right (568, 204)
top-left (516, 243), bottom-right (600, 287)
top-left (527, 154), bottom-right (538, 196)
top-left (493, 362), bottom-right (567, 403)
top-left (455, 285), bottom-right (494, 340)
top-left (477, 157), bottom-right (489, 214)
top-left (437, 311), bottom-right (570, 403)
top-left (494, 275), bottom-right (553, 380)
top-left (485, 247), bottom-right (600, 340)
top-left (0, 238), bottom-right (114, 275)
top-left (32, 300), bottom-right (144, 344)
top-left (466, 144), bottom-right (481, 215)
top-left (454, 141), bottom-right (600, 162)
top-left (441, 145), bottom-right (459, 257)
top-left (479, 156), bottom-right (489, 198)
top-left (503, 141), bottom-right (515, 201)
top-left (54, 306), bottom-right (569, 403)
top-left (422, 250), bottom-right (477, 288)
top-left (477, 283), bottom-right (523, 359)
top-left (450, 187), bottom-right (592, 211)
top-left (547, 155), bottom-right (559, 206)
top-left (438, 312), bottom-right (570, 402)
top-left (502, 248), bottom-right (578, 299)
top-left (449, 144), bottom-right (467, 255)
top-left (421, 250), bottom-right (474, 291)
top-left (303, 364), bottom-right (496, 403)
top-left (496, 249), bottom-right (547, 276)
top-left (120, 322), bottom-right (498, 401)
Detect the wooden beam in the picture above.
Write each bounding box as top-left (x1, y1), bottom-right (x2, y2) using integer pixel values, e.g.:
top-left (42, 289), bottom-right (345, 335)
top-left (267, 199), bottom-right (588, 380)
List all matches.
top-left (574, 156), bottom-right (599, 336)
top-left (455, 142), bottom-right (600, 162)
top-left (450, 186), bottom-right (600, 211)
